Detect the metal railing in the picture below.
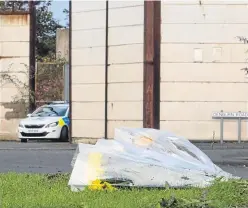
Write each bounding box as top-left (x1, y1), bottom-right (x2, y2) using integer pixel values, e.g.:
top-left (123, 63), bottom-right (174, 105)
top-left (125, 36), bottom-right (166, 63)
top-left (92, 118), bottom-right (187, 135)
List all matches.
top-left (212, 111), bottom-right (248, 144)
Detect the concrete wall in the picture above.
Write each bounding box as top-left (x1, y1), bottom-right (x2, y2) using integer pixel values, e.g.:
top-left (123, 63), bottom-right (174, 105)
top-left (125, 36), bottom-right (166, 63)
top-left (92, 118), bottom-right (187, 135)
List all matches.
top-left (72, 0), bottom-right (248, 141)
top-left (0, 14), bottom-right (30, 140)
top-left (56, 28), bottom-right (69, 62)
top-left (107, 1), bottom-right (144, 138)
top-left (160, 1), bottom-right (248, 141)
top-left (71, 1), bottom-right (106, 139)
top-left (71, 1), bottom-right (144, 139)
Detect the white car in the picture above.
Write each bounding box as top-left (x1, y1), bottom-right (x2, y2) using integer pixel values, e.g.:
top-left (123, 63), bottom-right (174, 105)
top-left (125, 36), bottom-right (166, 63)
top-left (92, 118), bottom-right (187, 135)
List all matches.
top-left (18, 101), bottom-right (70, 143)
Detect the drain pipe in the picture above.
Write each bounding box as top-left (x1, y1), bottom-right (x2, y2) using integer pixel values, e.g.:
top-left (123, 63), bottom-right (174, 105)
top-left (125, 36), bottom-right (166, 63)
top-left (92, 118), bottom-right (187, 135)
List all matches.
top-left (68, 0), bottom-right (72, 143)
top-left (29, 0), bottom-right (36, 113)
top-left (104, 0), bottom-right (109, 139)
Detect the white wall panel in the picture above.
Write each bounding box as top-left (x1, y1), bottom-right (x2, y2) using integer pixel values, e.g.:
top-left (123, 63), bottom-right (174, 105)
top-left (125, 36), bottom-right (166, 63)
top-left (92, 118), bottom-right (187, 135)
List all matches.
top-left (162, 1), bottom-right (248, 5)
top-left (72, 102), bottom-right (105, 120)
top-left (161, 83), bottom-right (248, 102)
top-left (72, 1), bottom-right (144, 139)
top-left (72, 66), bottom-right (105, 84)
top-left (161, 43), bottom-right (248, 63)
top-left (161, 63), bottom-right (247, 82)
top-left (107, 120), bottom-right (143, 138)
top-left (161, 24), bottom-right (248, 43)
top-left (0, 119), bottom-right (20, 139)
top-left (72, 84), bottom-right (105, 102)
top-left (108, 102), bottom-right (143, 120)
top-left (72, 120), bottom-right (104, 138)
top-left (72, 1), bottom-right (105, 13)
top-left (160, 1), bottom-right (248, 141)
top-left (0, 27), bottom-right (29, 41)
top-left (0, 87), bottom-right (19, 103)
top-left (108, 63), bottom-right (143, 83)
top-left (108, 83), bottom-right (143, 102)
top-left (0, 57), bottom-right (28, 72)
top-left (109, 26), bottom-right (143, 46)
top-left (72, 47), bottom-right (105, 66)
top-left (109, 5), bottom-right (144, 27)
top-left (109, 1), bottom-right (143, 9)
top-left (0, 42), bottom-right (29, 57)
top-left (72, 29), bottom-right (105, 48)
top-left (0, 73), bottom-right (27, 88)
top-left (72, 10), bottom-right (106, 30)
top-left (72, 1), bottom-right (106, 139)
top-left (162, 5), bottom-right (248, 24)
top-left (0, 14), bottom-right (30, 140)
top-left (107, 3), bottom-right (144, 139)
top-left (109, 44), bottom-right (143, 64)
top-left (160, 102), bottom-right (247, 121)
top-left (160, 120), bottom-right (248, 140)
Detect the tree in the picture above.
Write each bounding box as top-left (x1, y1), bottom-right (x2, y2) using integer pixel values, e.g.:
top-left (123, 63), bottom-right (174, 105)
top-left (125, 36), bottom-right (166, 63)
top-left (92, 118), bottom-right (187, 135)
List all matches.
top-left (63, 8), bottom-right (69, 28)
top-left (0, 1), bottom-right (4, 8)
top-left (0, 1), bottom-right (67, 112)
top-left (0, 1), bottom-right (29, 11)
top-left (35, 1), bottom-right (63, 60)
top-left (0, 0), bottom-right (63, 60)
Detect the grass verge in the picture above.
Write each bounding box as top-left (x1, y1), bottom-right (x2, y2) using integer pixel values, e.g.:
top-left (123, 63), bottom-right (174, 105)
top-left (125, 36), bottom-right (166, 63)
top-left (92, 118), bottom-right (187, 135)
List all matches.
top-left (0, 173), bottom-right (248, 208)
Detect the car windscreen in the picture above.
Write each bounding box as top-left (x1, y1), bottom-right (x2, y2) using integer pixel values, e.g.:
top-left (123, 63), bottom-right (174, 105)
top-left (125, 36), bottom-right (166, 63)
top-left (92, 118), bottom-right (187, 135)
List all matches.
top-left (31, 105), bottom-right (68, 117)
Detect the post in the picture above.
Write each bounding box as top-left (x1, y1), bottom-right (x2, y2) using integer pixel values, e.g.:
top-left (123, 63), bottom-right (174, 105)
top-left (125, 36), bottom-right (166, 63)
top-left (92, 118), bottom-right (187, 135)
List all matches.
top-left (238, 111), bottom-right (241, 143)
top-left (63, 64), bottom-right (70, 101)
top-left (104, 0), bottom-right (109, 139)
top-left (212, 111), bottom-right (248, 144)
top-left (220, 110), bottom-right (224, 144)
top-left (29, 0), bottom-right (36, 113)
top-left (143, 0), bottom-right (161, 129)
top-left (69, 0), bottom-right (72, 143)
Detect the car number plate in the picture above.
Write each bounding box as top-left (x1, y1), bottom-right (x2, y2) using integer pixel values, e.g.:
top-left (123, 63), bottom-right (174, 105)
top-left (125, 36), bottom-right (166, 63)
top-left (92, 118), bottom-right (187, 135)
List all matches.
top-left (28, 129), bottom-right (39, 133)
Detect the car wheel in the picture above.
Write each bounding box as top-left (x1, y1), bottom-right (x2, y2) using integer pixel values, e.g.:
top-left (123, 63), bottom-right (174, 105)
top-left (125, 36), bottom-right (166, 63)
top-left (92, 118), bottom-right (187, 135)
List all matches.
top-left (60, 126), bottom-right (69, 142)
top-left (21, 139), bottom-right (27, 143)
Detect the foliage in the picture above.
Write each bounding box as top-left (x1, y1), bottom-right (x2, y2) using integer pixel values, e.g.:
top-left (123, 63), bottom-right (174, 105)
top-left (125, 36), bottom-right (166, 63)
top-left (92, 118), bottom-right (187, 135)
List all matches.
top-left (0, 58), bottom-right (67, 116)
top-left (0, 63), bottom-right (34, 115)
top-left (35, 1), bottom-right (64, 60)
top-left (1, 173), bottom-right (248, 208)
top-left (63, 8), bottom-right (69, 27)
top-left (35, 59), bottom-right (66, 107)
top-left (0, 1), bottom-right (68, 115)
top-left (0, 1), bottom-right (30, 11)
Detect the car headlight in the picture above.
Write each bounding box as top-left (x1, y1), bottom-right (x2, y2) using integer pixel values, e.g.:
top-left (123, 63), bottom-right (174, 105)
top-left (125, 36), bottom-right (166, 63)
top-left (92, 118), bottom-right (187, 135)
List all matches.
top-left (46, 122), bottom-right (58, 128)
top-left (19, 123), bottom-right (24, 128)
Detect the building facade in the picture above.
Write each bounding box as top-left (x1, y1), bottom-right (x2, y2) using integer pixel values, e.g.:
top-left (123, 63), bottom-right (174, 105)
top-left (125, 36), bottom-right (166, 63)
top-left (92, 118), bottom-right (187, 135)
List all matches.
top-left (0, 13), bottom-right (30, 140)
top-left (71, 0), bottom-right (248, 142)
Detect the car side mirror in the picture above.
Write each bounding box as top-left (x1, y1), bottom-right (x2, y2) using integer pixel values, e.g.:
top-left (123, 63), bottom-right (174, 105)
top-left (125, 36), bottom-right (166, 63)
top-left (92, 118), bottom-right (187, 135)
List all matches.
top-left (27, 114), bottom-right (31, 117)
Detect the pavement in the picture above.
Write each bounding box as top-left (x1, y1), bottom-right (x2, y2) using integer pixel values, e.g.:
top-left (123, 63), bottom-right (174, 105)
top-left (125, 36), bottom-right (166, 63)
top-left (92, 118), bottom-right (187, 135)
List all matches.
top-left (0, 141), bottom-right (248, 178)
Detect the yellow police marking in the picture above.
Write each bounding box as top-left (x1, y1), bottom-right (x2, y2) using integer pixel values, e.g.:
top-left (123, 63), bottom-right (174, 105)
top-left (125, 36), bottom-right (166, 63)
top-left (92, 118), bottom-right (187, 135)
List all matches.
top-left (58, 118), bottom-right (65, 127)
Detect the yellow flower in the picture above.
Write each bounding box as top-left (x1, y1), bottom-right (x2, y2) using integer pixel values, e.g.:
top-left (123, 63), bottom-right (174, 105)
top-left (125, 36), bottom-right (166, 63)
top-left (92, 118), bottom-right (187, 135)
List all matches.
top-left (88, 179), bottom-right (116, 191)
top-left (88, 179), bottom-right (102, 191)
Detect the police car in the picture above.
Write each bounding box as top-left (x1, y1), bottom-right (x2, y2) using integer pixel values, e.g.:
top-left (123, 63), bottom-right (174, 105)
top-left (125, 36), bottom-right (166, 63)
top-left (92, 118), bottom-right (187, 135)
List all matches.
top-left (18, 101), bottom-right (70, 143)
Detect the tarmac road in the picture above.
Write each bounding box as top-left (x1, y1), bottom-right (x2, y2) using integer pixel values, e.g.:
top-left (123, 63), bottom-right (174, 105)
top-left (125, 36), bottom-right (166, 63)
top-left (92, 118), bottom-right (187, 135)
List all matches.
top-left (0, 142), bottom-right (76, 173)
top-left (0, 141), bottom-right (248, 178)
